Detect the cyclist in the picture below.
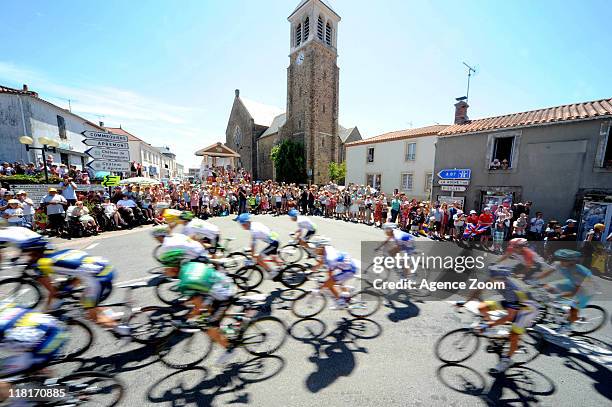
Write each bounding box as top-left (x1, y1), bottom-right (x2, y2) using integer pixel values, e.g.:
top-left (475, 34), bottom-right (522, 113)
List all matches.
top-left (235, 213), bottom-right (281, 280)
top-left (309, 236), bottom-right (359, 309)
top-left (0, 303), bottom-right (68, 399)
top-left (176, 261), bottom-right (238, 365)
top-left (183, 218), bottom-right (221, 256)
top-left (13, 237), bottom-right (127, 333)
top-left (460, 264), bottom-right (539, 374)
top-left (151, 225), bottom-right (206, 277)
top-left (380, 223), bottom-right (417, 277)
top-left (162, 209), bottom-right (194, 233)
top-left (497, 238), bottom-right (551, 279)
top-left (287, 209), bottom-right (317, 257)
top-left (532, 249), bottom-right (594, 335)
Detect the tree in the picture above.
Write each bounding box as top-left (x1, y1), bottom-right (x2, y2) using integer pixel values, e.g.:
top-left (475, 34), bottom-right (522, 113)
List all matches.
top-left (270, 140), bottom-right (306, 183)
top-left (328, 161), bottom-right (346, 184)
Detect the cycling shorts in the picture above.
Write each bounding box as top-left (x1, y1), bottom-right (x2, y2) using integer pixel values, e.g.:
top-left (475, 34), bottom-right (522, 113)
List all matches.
top-left (484, 300), bottom-right (539, 334)
top-left (260, 241), bottom-right (279, 256)
top-left (304, 230), bottom-right (316, 240)
top-left (552, 281), bottom-right (592, 309)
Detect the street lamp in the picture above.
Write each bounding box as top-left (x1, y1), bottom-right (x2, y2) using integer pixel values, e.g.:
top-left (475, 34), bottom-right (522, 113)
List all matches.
top-left (19, 136), bottom-right (58, 183)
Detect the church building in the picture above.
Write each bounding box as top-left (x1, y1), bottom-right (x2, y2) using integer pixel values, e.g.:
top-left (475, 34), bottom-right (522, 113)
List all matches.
top-left (224, 0), bottom-right (361, 183)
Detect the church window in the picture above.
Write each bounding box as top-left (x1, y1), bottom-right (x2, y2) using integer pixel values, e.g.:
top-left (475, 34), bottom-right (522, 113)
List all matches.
top-left (234, 126), bottom-right (242, 146)
top-left (325, 22), bottom-right (332, 46)
top-left (296, 23), bottom-right (302, 46)
top-left (317, 16), bottom-right (324, 40)
top-left (303, 17), bottom-right (310, 40)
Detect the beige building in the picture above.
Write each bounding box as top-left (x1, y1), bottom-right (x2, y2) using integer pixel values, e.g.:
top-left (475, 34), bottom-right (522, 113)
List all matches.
top-left (345, 125), bottom-right (448, 199)
top-left (224, 0), bottom-right (361, 183)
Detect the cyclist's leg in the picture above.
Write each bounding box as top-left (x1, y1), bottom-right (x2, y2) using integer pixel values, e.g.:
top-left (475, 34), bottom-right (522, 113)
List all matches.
top-left (508, 302), bottom-right (538, 357)
top-left (206, 299), bottom-right (231, 348)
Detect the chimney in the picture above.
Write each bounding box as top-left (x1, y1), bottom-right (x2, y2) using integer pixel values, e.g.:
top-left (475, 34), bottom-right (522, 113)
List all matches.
top-left (22, 84), bottom-right (28, 92)
top-left (454, 97), bottom-right (469, 125)
top-left (235, 89), bottom-right (240, 98)
top-left (99, 121), bottom-right (104, 127)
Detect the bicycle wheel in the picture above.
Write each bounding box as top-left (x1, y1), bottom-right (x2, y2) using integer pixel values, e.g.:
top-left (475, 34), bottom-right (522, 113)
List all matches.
top-left (291, 291), bottom-right (326, 318)
top-left (232, 265), bottom-right (264, 290)
top-left (153, 244), bottom-right (163, 263)
top-left (129, 306), bottom-right (176, 344)
top-left (0, 278), bottom-right (42, 309)
top-left (512, 329), bottom-right (544, 365)
top-left (154, 277), bottom-right (183, 305)
top-left (240, 316), bottom-right (287, 356)
top-left (571, 305), bottom-right (608, 335)
top-left (59, 318), bottom-right (94, 360)
top-left (347, 289), bottom-right (382, 318)
top-left (279, 244), bottom-right (303, 264)
top-left (435, 328), bottom-right (480, 363)
top-left (223, 252), bottom-right (249, 273)
top-left (279, 264), bottom-right (308, 288)
top-left (158, 330), bottom-right (212, 369)
top-left (58, 371), bottom-right (124, 406)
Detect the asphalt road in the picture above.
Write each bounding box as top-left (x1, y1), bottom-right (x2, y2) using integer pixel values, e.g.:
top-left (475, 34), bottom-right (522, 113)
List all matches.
top-left (44, 215), bottom-right (612, 406)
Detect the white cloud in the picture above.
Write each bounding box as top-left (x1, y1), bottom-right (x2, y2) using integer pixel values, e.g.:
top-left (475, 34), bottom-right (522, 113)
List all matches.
top-left (0, 61), bottom-right (212, 168)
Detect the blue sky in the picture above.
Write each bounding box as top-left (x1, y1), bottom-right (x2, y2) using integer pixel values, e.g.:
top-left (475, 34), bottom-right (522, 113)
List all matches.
top-left (1, 0), bottom-right (611, 168)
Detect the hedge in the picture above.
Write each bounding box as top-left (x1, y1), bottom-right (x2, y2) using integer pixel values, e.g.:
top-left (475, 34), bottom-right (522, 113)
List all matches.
top-left (0, 174), bottom-right (64, 185)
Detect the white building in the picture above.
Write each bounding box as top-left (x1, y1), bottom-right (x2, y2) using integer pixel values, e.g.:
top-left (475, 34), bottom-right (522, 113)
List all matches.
top-left (154, 146), bottom-right (178, 179)
top-left (1, 84), bottom-right (104, 168)
top-left (345, 125), bottom-right (448, 199)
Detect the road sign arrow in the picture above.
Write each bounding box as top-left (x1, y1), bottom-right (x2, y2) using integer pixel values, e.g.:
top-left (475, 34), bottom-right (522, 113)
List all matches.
top-left (437, 168), bottom-right (471, 180)
top-left (86, 160), bottom-right (131, 172)
top-left (82, 130), bottom-right (128, 143)
top-left (85, 147), bottom-right (130, 161)
top-left (83, 139), bottom-right (129, 149)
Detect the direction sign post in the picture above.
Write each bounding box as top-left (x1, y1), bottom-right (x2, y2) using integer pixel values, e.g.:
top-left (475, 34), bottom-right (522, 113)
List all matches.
top-left (82, 130), bottom-right (131, 174)
top-left (101, 175), bottom-right (121, 187)
top-left (440, 185), bottom-right (467, 192)
top-left (438, 179), bottom-right (470, 186)
top-left (437, 169), bottom-right (471, 180)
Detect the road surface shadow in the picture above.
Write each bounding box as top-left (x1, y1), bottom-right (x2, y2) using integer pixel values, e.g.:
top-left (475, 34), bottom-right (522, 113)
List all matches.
top-left (146, 355), bottom-right (285, 405)
top-left (288, 317), bottom-right (382, 393)
top-left (436, 363), bottom-right (556, 406)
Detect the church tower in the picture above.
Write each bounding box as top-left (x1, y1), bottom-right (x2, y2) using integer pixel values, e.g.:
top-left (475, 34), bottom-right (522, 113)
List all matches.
top-left (282, 0), bottom-right (341, 184)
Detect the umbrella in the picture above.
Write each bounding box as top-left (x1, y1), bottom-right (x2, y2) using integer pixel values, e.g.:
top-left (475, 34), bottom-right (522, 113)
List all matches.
top-left (119, 177), bottom-right (162, 186)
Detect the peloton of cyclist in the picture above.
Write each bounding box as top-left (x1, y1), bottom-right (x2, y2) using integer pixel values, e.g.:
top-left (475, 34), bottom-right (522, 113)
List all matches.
top-left (176, 261), bottom-right (238, 365)
top-left (287, 209), bottom-right (317, 257)
top-left (235, 213), bottom-right (281, 280)
top-left (309, 236), bottom-right (359, 309)
top-left (497, 238), bottom-right (551, 279)
top-left (531, 249), bottom-right (595, 335)
top-left (183, 218), bottom-right (221, 257)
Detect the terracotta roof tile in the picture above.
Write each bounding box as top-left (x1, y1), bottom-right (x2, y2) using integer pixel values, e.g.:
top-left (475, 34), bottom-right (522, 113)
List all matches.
top-left (0, 84), bottom-right (38, 97)
top-left (345, 124), bottom-right (449, 147)
top-left (440, 97), bottom-right (612, 136)
top-left (104, 126), bottom-right (142, 142)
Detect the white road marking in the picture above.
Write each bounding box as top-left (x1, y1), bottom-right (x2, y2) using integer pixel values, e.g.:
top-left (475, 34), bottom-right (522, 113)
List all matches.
top-left (117, 276), bottom-right (154, 285)
top-left (84, 243), bottom-right (99, 250)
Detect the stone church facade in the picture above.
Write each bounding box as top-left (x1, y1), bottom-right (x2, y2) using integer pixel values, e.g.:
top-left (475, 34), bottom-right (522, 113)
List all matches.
top-left (224, 0), bottom-right (361, 183)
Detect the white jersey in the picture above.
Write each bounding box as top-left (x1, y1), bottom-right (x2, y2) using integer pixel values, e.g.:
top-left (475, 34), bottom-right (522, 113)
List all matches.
top-left (249, 222), bottom-right (278, 244)
top-left (392, 229), bottom-right (415, 250)
top-left (160, 233), bottom-right (205, 259)
top-left (296, 216), bottom-right (316, 232)
top-left (323, 246), bottom-right (356, 272)
top-left (184, 219), bottom-right (220, 240)
top-left (0, 227), bottom-right (42, 244)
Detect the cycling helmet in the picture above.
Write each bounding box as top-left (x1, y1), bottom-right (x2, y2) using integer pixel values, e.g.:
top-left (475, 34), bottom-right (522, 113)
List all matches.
top-left (180, 211), bottom-right (194, 221)
top-left (312, 236), bottom-right (331, 247)
top-left (554, 249), bottom-right (581, 261)
top-left (382, 222), bottom-right (398, 231)
top-left (509, 238), bottom-right (528, 247)
top-left (234, 213), bottom-right (251, 224)
top-left (151, 225), bottom-right (171, 238)
top-left (288, 209), bottom-right (299, 218)
top-left (19, 236), bottom-right (51, 252)
top-left (488, 264), bottom-right (513, 278)
top-left (158, 249), bottom-right (185, 267)
top-left (162, 209), bottom-right (182, 223)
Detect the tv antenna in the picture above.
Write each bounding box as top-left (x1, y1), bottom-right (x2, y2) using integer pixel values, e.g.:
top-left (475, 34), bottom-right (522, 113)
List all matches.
top-left (463, 62), bottom-right (477, 102)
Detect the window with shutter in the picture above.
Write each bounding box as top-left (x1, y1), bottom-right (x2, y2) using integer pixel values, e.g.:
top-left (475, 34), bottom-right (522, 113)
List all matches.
top-left (317, 16), bottom-right (324, 40)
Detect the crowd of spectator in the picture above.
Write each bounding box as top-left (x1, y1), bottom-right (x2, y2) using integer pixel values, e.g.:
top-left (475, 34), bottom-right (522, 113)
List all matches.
top-left (0, 160), bottom-right (91, 184)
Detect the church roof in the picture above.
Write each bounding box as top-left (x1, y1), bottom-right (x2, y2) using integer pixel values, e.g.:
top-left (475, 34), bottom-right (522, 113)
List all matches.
top-left (260, 113), bottom-right (287, 138)
top-left (239, 97), bottom-right (284, 127)
top-left (195, 142), bottom-right (240, 157)
top-left (289, 0), bottom-right (339, 19)
top-left (339, 125), bottom-right (356, 142)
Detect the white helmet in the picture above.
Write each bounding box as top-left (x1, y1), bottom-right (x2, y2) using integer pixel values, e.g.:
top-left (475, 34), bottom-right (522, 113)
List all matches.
top-left (382, 222), bottom-right (398, 231)
top-left (312, 236), bottom-right (331, 247)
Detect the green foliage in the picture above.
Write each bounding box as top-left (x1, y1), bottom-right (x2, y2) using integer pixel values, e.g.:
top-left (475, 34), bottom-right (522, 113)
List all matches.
top-left (328, 161), bottom-right (346, 184)
top-left (269, 140), bottom-right (306, 183)
top-left (0, 174), bottom-right (63, 185)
